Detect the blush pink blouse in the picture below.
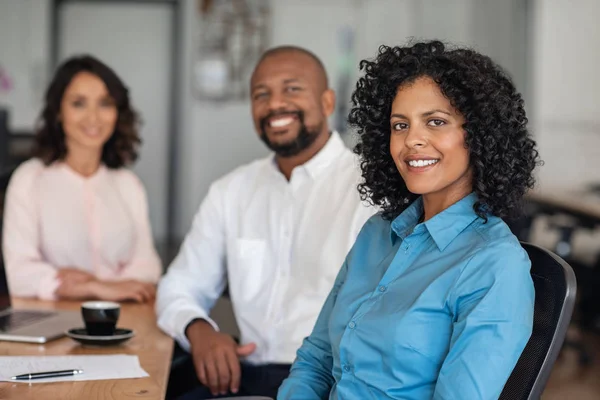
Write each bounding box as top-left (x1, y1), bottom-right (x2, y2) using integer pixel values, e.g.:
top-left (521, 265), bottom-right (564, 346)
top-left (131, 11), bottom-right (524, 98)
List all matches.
top-left (2, 158), bottom-right (162, 300)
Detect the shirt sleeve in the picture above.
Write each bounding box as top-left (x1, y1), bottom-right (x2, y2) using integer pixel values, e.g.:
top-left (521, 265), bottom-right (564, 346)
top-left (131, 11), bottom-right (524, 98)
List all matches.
top-left (349, 200), bottom-right (378, 246)
top-left (115, 172), bottom-right (162, 283)
top-left (277, 260), bottom-right (348, 399)
top-left (347, 160), bottom-right (378, 244)
top-left (433, 242), bottom-right (535, 400)
top-left (2, 161), bottom-right (60, 300)
top-left (155, 182), bottom-right (228, 351)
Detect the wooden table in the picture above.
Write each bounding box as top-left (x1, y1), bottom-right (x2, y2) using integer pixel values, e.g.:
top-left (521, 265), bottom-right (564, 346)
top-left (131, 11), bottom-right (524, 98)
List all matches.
top-left (0, 298), bottom-right (174, 400)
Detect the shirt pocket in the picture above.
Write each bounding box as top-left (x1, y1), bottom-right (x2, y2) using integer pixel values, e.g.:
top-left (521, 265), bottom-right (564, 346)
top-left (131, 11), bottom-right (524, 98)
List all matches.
top-left (228, 238), bottom-right (268, 303)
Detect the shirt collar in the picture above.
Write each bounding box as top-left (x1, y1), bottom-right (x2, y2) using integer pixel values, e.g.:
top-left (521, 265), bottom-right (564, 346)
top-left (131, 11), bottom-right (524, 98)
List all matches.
top-left (268, 131), bottom-right (346, 180)
top-left (390, 193), bottom-right (480, 251)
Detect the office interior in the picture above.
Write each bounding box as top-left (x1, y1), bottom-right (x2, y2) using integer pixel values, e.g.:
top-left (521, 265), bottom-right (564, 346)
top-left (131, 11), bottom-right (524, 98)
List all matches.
top-left (0, 0), bottom-right (599, 399)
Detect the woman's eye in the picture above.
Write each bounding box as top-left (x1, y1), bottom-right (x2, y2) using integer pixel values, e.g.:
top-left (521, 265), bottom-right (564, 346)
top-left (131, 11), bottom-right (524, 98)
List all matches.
top-left (428, 119), bottom-right (446, 127)
top-left (392, 122), bottom-right (408, 131)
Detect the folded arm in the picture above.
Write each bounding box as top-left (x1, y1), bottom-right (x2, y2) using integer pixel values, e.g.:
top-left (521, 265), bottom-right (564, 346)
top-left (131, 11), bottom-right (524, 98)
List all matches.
top-left (2, 165), bottom-right (60, 300)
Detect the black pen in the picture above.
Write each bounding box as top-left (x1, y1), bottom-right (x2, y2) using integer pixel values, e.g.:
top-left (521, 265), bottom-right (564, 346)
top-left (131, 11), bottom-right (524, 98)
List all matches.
top-left (10, 369), bottom-right (84, 380)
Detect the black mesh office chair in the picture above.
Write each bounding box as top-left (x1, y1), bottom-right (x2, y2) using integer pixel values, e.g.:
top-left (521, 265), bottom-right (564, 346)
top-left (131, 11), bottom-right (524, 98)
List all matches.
top-left (499, 242), bottom-right (577, 400)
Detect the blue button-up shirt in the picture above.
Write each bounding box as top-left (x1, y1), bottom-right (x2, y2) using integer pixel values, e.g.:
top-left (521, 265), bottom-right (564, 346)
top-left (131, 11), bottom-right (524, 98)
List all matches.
top-left (278, 193), bottom-right (534, 400)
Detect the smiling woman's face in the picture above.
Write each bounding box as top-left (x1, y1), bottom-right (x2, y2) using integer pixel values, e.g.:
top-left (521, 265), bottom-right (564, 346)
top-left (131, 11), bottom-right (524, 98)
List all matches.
top-left (389, 76), bottom-right (472, 201)
top-left (60, 71), bottom-right (118, 155)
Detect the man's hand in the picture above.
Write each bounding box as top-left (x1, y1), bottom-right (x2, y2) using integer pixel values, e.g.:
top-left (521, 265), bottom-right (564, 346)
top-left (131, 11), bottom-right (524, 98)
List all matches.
top-left (186, 319), bottom-right (256, 396)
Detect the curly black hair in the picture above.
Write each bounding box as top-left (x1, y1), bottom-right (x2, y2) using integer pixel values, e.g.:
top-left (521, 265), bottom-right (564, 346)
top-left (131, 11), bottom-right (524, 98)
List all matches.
top-left (33, 55), bottom-right (140, 168)
top-left (348, 40), bottom-right (541, 221)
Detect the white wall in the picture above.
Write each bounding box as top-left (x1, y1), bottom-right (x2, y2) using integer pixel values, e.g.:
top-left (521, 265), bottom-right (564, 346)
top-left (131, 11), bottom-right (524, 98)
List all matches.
top-left (470, 0), bottom-right (529, 96)
top-left (0, 0), bottom-right (50, 131)
top-left (531, 0), bottom-right (600, 190)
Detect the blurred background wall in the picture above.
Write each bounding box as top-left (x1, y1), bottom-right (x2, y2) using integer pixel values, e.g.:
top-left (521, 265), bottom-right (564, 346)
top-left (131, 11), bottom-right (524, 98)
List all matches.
top-left (0, 0), bottom-right (598, 243)
top-left (531, 0), bottom-right (600, 190)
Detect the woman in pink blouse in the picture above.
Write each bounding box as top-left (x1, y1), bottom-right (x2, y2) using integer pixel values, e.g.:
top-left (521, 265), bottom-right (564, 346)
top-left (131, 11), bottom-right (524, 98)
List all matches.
top-left (2, 55), bottom-right (162, 302)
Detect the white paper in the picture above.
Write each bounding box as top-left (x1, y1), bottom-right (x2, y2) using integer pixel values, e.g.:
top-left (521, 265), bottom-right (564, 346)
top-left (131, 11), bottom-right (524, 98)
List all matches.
top-left (0, 355), bottom-right (149, 383)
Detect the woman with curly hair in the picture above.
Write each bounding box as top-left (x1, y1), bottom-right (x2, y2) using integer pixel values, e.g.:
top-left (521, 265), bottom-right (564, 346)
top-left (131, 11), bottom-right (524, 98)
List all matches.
top-left (279, 41), bottom-right (541, 399)
top-left (3, 56), bottom-right (161, 303)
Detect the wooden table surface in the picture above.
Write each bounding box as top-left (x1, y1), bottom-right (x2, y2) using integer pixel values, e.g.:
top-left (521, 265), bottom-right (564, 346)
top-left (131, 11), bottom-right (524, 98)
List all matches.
top-left (0, 298), bottom-right (174, 400)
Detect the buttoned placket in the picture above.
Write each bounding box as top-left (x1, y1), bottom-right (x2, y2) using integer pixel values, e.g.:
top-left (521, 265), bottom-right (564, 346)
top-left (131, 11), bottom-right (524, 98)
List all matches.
top-left (337, 226), bottom-right (428, 378)
top-left (265, 168), bottom-right (306, 360)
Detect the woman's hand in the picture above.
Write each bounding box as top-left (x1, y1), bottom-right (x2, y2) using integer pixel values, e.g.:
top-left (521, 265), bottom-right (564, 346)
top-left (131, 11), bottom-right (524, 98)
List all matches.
top-left (88, 280), bottom-right (156, 303)
top-left (57, 268), bottom-right (96, 284)
top-left (55, 272), bottom-right (156, 303)
top-left (55, 276), bottom-right (97, 300)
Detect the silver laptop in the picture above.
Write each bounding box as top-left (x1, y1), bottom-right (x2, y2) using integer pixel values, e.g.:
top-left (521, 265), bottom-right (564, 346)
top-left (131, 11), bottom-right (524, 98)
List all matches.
top-left (0, 256), bottom-right (80, 343)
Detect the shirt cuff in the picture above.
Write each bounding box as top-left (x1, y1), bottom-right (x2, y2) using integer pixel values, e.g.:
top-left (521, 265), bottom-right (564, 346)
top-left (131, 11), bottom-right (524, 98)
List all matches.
top-left (171, 308), bottom-right (220, 352)
top-left (38, 273), bottom-right (60, 301)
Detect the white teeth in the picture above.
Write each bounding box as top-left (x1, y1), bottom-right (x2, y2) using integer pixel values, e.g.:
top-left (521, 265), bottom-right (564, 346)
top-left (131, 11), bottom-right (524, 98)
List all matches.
top-left (408, 159), bottom-right (439, 167)
top-left (270, 117), bottom-right (294, 128)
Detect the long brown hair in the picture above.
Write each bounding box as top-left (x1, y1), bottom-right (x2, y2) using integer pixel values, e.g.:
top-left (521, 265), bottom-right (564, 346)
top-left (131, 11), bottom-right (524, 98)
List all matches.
top-left (33, 55), bottom-right (141, 168)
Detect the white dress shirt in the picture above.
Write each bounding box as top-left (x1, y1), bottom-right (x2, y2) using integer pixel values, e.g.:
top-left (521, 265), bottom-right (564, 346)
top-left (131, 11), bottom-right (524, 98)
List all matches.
top-left (156, 132), bottom-right (375, 364)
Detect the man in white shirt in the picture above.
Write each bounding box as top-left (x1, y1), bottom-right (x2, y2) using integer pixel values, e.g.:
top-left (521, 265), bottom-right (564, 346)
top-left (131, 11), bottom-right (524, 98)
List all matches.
top-left (156, 46), bottom-right (375, 399)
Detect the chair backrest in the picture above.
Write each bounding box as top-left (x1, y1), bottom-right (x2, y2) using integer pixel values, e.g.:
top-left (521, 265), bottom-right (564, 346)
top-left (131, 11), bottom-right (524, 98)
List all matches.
top-left (499, 242), bottom-right (576, 400)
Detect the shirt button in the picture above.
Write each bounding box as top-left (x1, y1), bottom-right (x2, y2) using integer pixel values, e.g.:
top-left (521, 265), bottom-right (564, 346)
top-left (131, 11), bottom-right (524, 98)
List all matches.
top-left (378, 285), bottom-right (387, 292)
top-left (348, 321), bottom-right (356, 329)
top-left (343, 364), bottom-right (351, 372)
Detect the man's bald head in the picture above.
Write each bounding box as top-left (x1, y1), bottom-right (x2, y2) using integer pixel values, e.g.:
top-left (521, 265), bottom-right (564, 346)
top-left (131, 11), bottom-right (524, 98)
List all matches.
top-left (252, 46), bottom-right (329, 91)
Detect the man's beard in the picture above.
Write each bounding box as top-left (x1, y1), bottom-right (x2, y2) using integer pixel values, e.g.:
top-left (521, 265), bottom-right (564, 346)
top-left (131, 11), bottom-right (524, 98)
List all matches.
top-left (259, 110), bottom-right (321, 158)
